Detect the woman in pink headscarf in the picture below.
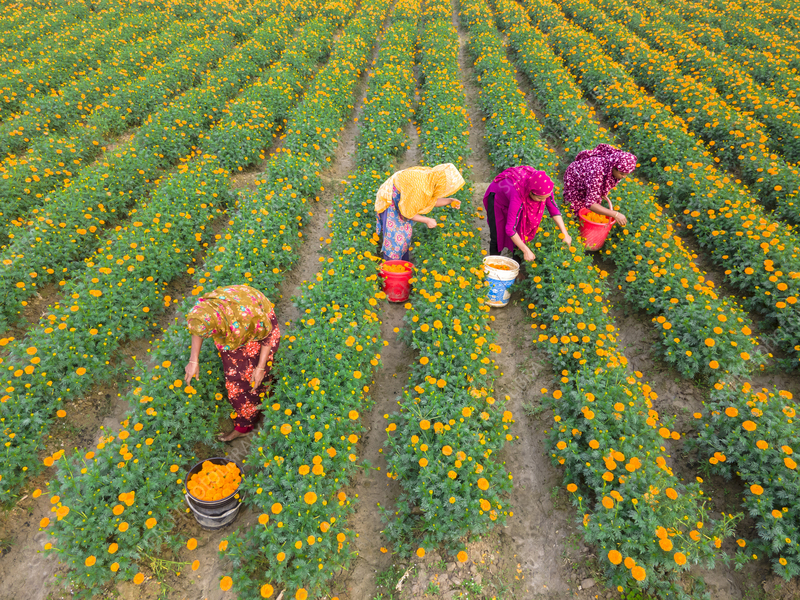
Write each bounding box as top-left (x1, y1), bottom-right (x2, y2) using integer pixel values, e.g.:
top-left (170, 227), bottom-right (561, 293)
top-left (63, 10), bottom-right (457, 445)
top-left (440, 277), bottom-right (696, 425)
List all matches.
top-left (563, 144), bottom-right (637, 226)
top-left (483, 166), bottom-right (572, 262)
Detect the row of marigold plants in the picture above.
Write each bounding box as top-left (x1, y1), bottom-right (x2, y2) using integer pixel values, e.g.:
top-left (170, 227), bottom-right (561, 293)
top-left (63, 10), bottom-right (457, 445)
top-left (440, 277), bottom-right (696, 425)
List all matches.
top-left (0, 0), bottom-right (328, 499)
top-left (507, 0), bottom-right (800, 581)
top-left (381, 0), bottom-right (514, 560)
top-left (44, 1), bottom-right (383, 598)
top-left (220, 0), bottom-right (403, 597)
top-left (460, 0), bottom-right (737, 594)
top-left (524, 0), bottom-right (800, 371)
top-left (0, 4), bottom-right (293, 324)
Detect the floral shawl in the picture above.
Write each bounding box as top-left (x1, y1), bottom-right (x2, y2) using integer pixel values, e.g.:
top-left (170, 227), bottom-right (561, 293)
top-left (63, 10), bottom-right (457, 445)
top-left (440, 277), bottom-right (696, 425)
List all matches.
top-left (186, 285), bottom-right (274, 352)
top-left (563, 144), bottom-right (638, 213)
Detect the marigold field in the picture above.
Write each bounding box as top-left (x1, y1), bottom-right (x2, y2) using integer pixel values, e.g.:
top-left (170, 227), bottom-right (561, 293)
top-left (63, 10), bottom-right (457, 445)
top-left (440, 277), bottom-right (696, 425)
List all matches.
top-left (1, 0), bottom-right (799, 598)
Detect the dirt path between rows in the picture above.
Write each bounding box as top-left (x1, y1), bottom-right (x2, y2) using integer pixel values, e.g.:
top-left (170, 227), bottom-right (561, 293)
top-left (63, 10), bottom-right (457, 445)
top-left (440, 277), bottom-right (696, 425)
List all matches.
top-left (0, 208), bottom-right (230, 600)
top-left (329, 37), bottom-right (428, 597)
top-left (0, 32), bottom-right (376, 600)
top-left (118, 19), bottom-right (394, 600)
top-left (371, 7), bottom-right (596, 600)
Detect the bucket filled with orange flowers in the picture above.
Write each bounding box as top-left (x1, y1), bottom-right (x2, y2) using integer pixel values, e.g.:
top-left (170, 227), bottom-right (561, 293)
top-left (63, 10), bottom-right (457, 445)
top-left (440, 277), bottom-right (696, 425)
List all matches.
top-left (483, 256), bottom-right (519, 307)
top-left (578, 208), bottom-right (614, 251)
top-left (379, 260), bottom-right (414, 302)
top-left (184, 457), bottom-right (245, 530)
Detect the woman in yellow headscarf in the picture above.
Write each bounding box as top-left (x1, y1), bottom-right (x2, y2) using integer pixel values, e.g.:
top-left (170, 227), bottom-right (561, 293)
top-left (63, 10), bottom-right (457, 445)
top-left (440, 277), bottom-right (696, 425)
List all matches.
top-left (375, 163), bottom-right (465, 260)
top-left (183, 285), bottom-right (281, 442)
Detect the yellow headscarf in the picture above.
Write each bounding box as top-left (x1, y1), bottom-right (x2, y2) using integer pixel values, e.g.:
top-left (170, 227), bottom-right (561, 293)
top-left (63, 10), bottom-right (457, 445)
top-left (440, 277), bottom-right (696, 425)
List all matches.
top-left (186, 285), bottom-right (274, 352)
top-left (375, 164), bottom-right (465, 218)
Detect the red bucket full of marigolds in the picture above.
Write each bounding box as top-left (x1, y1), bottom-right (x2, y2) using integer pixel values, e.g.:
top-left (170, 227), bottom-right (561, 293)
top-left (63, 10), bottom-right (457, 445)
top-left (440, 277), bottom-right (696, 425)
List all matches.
top-left (578, 208), bottom-right (614, 251)
top-left (379, 260), bottom-right (414, 302)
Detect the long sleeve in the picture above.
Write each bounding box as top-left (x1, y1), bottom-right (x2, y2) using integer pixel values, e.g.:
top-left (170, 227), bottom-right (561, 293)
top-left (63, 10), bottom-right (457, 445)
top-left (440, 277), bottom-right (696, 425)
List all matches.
top-left (545, 195), bottom-right (561, 217)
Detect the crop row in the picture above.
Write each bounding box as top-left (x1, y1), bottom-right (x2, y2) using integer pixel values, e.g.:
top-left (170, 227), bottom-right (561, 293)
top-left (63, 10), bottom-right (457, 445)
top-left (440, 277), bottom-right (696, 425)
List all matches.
top-left (0, 0), bottom-right (90, 62)
top-left (0, 13), bottom-right (205, 158)
top-left (0, 0), bottom-right (328, 500)
top-left (507, 0), bottom-right (800, 579)
top-left (460, 0), bottom-right (736, 593)
top-left (0, 3), bottom-right (172, 121)
top-left (557, 0), bottom-right (800, 226)
top-left (0, 11), bottom-right (299, 328)
top-left (381, 0), bottom-right (513, 559)
top-left (44, 0), bottom-right (382, 597)
top-left (597, 0), bottom-right (800, 166)
top-left (497, 0), bottom-right (761, 378)
top-left (667, 0), bottom-right (800, 72)
top-left (652, 0), bottom-right (800, 99)
top-left (694, 380), bottom-right (800, 578)
top-left (523, 0), bottom-right (800, 370)
top-left (222, 0), bottom-right (428, 598)
top-left (0, 2), bottom-right (269, 239)
top-left (692, 0), bottom-right (800, 46)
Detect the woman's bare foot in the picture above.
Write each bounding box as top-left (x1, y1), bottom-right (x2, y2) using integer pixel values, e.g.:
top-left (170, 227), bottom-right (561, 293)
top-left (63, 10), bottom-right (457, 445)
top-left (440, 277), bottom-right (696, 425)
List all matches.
top-left (217, 429), bottom-right (248, 443)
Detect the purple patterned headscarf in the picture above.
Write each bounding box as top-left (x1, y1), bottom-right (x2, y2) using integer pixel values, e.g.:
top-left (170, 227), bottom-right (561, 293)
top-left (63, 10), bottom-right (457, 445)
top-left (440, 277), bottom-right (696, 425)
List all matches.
top-left (491, 166), bottom-right (554, 242)
top-left (574, 144), bottom-right (636, 193)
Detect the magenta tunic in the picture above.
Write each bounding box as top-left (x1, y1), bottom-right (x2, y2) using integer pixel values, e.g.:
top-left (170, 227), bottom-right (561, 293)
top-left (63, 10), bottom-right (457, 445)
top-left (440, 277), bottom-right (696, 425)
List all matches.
top-left (483, 178), bottom-right (561, 253)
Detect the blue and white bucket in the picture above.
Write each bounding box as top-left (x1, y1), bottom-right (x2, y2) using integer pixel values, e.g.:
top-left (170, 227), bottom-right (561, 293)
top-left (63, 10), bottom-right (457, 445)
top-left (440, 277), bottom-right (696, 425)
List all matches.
top-left (483, 256), bottom-right (519, 307)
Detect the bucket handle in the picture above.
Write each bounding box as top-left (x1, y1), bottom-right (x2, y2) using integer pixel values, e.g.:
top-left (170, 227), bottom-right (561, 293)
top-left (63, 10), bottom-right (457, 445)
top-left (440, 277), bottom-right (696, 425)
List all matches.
top-left (184, 493), bottom-right (241, 518)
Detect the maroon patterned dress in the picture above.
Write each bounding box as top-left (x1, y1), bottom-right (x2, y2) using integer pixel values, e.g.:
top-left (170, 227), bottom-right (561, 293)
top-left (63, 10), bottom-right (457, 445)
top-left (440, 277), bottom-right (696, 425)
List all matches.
top-left (218, 309), bottom-right (281, 432)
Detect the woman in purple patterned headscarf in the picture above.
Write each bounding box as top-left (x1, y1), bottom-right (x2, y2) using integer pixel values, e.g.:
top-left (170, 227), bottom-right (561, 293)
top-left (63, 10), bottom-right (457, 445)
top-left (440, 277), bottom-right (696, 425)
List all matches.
top-left (563, 144), bottom-right (637, 226)
top-left (483, 166), bottom-right (572, 262)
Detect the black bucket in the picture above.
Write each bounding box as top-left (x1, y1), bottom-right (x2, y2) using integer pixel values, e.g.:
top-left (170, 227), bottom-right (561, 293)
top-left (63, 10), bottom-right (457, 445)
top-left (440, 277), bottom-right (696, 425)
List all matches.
top-left (184, 457), bottom-right (245, 530)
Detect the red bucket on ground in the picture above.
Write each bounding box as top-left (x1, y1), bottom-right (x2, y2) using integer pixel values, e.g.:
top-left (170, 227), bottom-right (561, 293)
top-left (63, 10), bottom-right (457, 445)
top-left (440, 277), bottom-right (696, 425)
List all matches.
top-left (379, 260), bottom-right (414, 302)
top-left (578, 208), bottom-right (614, 251)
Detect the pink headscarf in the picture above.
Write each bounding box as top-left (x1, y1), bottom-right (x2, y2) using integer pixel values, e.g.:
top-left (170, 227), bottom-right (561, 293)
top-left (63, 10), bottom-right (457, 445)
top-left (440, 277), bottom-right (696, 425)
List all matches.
top-left (491, 166), bottom-right (554, 242)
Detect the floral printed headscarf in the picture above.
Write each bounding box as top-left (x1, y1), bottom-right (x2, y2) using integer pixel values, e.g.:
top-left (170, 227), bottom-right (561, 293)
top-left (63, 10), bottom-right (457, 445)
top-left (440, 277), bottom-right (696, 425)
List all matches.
top-left (491, 166), bottom-right (555, 242)
top-left (186, 285), bottom-right (274, 352)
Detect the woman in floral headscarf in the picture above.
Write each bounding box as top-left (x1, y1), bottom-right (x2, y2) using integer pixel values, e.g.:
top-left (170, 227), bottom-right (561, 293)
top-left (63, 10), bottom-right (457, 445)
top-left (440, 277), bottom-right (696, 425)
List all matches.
top-left (563, 144), bottom-right (638, 226)
top-left (483, 166), bottom-right (572, 262)
top-left (375, 163), bottom-right (465, 261)
top-left (183, 285), bottom-right (281, 442)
